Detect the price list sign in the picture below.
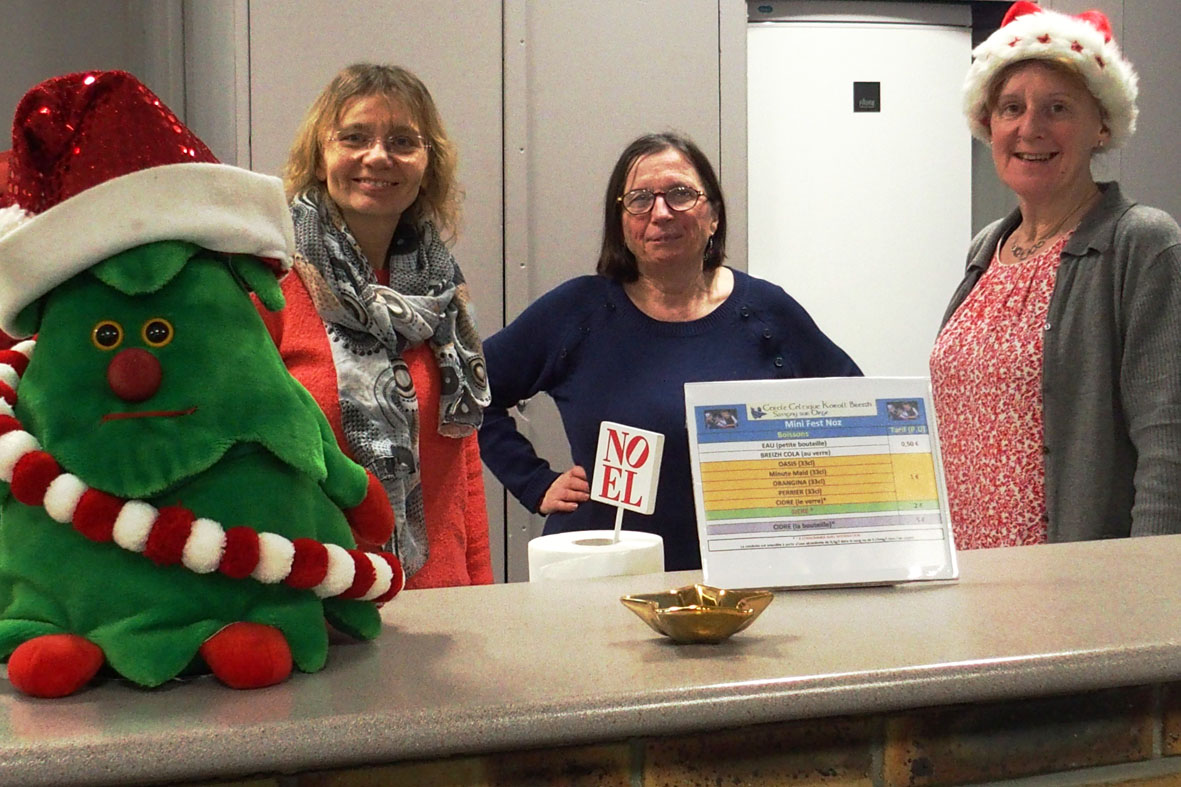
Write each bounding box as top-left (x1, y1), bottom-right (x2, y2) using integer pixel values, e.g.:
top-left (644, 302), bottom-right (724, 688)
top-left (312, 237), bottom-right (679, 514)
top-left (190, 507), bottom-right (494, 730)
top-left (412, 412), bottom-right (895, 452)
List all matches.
top-left (685, 377), bottom-right (956, 589)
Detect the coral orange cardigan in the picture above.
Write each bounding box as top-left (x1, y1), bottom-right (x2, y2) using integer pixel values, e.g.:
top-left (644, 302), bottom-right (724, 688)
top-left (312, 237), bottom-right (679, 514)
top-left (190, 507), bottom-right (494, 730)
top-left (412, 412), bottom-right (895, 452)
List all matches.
top-left (260, 271), bottom-right (493, 589)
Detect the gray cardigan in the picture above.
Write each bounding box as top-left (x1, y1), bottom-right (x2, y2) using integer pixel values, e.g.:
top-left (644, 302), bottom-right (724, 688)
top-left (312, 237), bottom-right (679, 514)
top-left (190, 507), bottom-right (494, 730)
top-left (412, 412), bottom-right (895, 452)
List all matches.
top-left (939, 182), bottom-right (1181, 541)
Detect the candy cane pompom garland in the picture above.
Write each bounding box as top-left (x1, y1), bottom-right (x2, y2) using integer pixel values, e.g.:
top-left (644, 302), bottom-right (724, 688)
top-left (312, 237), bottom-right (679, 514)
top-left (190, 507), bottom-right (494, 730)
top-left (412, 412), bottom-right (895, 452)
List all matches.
top-left (0, 341), bottom-right (403, 603)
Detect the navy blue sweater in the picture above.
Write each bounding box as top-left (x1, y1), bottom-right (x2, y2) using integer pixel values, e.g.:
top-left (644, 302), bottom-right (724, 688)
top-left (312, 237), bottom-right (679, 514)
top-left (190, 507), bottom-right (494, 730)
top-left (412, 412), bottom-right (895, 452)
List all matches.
top-left (478, 269), bottom-right (861, 570)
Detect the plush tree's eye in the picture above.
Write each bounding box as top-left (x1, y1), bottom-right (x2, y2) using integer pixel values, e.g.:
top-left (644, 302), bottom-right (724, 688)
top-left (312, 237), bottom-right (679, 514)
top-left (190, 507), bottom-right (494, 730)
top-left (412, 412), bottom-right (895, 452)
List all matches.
top-left (92, 320), bottom-right (124, 350)
top-left (141, 318), bottom-right (174, 348)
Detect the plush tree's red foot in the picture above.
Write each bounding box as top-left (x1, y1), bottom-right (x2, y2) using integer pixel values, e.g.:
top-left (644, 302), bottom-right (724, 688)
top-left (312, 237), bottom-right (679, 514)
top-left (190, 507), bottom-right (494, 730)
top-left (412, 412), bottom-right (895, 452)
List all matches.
top-left (8, 634), bottom-right (105, 698)
top-left (199, 622), bottom-right (292, 689)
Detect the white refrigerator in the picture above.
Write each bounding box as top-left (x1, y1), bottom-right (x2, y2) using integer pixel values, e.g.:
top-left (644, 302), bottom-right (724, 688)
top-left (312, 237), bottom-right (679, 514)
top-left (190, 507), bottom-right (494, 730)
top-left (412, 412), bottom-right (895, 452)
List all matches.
top-left (747, 1), bottom-right (973, 376)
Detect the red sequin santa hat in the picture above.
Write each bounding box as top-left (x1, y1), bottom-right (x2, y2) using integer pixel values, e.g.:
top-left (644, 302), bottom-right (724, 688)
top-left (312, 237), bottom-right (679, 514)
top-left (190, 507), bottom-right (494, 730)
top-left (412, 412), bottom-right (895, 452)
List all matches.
top-left (0, 70), bottom-right (293, 336)
top-left (963, 1), bottom-right (1138, 148)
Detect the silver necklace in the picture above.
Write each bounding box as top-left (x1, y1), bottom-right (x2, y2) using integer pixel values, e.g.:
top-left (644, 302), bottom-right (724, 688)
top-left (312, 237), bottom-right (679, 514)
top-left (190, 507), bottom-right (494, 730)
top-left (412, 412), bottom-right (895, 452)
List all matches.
top-left (1009, 190), bottom-right (1097, 262)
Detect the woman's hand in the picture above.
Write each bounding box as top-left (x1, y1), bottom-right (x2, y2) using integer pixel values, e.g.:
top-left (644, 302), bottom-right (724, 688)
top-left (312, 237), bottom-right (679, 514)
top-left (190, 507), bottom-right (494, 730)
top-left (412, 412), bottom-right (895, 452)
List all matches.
top-left (539, 466), bottom-right (591, 514)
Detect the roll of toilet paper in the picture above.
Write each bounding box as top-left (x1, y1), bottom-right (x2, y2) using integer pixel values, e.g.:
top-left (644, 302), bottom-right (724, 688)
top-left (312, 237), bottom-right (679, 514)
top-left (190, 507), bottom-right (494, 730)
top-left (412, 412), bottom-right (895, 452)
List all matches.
top-left (528, 530), bottom-right (665, 582)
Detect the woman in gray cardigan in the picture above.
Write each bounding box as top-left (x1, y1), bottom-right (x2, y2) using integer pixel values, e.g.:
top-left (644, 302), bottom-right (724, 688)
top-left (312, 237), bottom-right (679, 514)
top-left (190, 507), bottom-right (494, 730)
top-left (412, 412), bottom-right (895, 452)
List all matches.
top-left (930, 2), bottom-right (1181, 549)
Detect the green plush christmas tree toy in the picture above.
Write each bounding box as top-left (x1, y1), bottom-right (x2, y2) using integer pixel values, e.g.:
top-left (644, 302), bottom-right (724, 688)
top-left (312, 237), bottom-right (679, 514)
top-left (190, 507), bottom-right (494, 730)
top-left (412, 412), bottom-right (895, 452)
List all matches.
top-left (0, 71), bottom-right (402, 698)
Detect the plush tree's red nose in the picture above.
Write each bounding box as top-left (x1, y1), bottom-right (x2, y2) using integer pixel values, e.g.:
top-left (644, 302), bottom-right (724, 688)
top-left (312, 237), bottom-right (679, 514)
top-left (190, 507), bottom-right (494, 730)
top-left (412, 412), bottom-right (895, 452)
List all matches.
top-left (107, 348), bottom-right (162, 402)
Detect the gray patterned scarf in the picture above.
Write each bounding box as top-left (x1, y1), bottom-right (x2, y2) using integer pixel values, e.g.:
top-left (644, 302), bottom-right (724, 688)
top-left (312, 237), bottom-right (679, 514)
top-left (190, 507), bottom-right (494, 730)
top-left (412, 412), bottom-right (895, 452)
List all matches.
top-left (290, 190), bottom-right (489, 578)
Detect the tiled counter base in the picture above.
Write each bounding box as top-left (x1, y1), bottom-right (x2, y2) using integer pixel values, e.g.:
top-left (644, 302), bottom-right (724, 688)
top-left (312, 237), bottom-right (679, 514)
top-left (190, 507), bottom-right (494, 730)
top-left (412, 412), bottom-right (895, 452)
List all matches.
top-left (283, 682), bottom-right (1181, 787)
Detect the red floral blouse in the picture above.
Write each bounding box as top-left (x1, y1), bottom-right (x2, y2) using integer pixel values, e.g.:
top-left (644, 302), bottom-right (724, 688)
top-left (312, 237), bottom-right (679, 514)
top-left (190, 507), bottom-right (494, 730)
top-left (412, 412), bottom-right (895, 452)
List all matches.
top-left (930, 234), bottom-right (1071, 549)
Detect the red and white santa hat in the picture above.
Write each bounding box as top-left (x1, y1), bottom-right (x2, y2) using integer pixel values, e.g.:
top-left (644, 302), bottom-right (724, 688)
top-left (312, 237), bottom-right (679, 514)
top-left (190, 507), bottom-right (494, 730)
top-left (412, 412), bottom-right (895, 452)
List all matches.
top-left (0, 70), bottom-right (294, 337)
top-left (963, 1), bottom-right (1138, 149)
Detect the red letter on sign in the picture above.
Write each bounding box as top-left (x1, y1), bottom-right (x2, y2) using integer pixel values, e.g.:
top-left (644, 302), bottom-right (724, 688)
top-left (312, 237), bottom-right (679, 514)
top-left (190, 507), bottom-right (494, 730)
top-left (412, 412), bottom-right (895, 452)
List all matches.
top-left (599, 464), bottom-right (623, 501)
top-left (604, 427), bottom-right (627, 465)
top-left (624, 435), bottom-right (650, 468)
top-left (620, 469), bottom-right (644, 507)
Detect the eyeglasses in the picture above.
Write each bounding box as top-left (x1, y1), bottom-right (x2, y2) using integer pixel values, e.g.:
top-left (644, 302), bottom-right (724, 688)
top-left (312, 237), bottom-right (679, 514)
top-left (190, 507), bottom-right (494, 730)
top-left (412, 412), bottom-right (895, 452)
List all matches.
top-left (618, 185), bottom-right (707, 215)
top-left (328, 130), bottom-right (430, 158)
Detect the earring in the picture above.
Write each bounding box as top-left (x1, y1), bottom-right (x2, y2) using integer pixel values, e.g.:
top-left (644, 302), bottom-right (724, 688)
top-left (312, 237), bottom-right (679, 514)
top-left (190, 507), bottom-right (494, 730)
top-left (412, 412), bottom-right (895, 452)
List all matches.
top-left (704, 235), bottom-right (714, 262)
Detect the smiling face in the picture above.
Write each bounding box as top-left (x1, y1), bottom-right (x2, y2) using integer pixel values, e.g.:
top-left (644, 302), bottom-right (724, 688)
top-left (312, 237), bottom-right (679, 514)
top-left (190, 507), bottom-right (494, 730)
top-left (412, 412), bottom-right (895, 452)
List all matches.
top-left (315, 94), bottom-right (428, 235)
top-left (987, 60), bottom-right (1109, 206)
top-left (620, 148), bottom-right (719, 275)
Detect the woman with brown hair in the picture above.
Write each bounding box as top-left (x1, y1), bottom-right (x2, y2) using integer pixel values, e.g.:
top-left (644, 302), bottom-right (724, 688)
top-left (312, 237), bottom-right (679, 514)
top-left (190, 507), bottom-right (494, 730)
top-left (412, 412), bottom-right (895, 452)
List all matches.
top-left (479, 131), bottom-right (859, 570)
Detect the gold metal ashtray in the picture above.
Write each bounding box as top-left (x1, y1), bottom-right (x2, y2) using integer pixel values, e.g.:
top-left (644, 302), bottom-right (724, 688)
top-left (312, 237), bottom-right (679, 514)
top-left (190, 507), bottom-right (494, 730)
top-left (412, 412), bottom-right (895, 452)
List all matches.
top-left (620, 583), bottom-right (774, 644)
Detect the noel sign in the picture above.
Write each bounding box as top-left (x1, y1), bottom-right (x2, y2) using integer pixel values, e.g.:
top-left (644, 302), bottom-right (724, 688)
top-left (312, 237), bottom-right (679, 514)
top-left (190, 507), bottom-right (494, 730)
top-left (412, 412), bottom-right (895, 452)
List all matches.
top-left (590, 421), bottom-right (665, 515)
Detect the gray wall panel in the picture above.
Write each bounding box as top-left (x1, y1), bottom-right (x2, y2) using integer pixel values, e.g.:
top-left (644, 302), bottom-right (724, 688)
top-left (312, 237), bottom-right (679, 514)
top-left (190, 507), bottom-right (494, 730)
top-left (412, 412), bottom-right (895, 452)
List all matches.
top-left (1120, 0), bottom-right (1181, 222)
top-left (182, 0), bottom-right (249, 167)
top-left (0, 1), bottom-right (183, 123)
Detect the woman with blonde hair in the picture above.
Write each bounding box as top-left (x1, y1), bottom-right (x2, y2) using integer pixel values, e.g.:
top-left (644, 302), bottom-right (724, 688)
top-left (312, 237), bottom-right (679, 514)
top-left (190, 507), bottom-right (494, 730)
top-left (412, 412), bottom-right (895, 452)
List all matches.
top-left (265, 63), bottom-right (493, 588)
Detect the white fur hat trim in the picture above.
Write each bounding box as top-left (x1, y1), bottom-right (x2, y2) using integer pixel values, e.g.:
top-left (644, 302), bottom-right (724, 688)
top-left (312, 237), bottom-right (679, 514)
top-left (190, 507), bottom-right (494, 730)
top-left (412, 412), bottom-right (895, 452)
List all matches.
top-left (963, 5), bottom-right (1138, 148)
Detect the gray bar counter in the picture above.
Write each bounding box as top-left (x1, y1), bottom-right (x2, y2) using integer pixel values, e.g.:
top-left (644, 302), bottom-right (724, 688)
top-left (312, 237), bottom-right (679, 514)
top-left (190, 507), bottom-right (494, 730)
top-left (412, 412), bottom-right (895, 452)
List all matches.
top-left (2, 534), bottom-right (1180, 785)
